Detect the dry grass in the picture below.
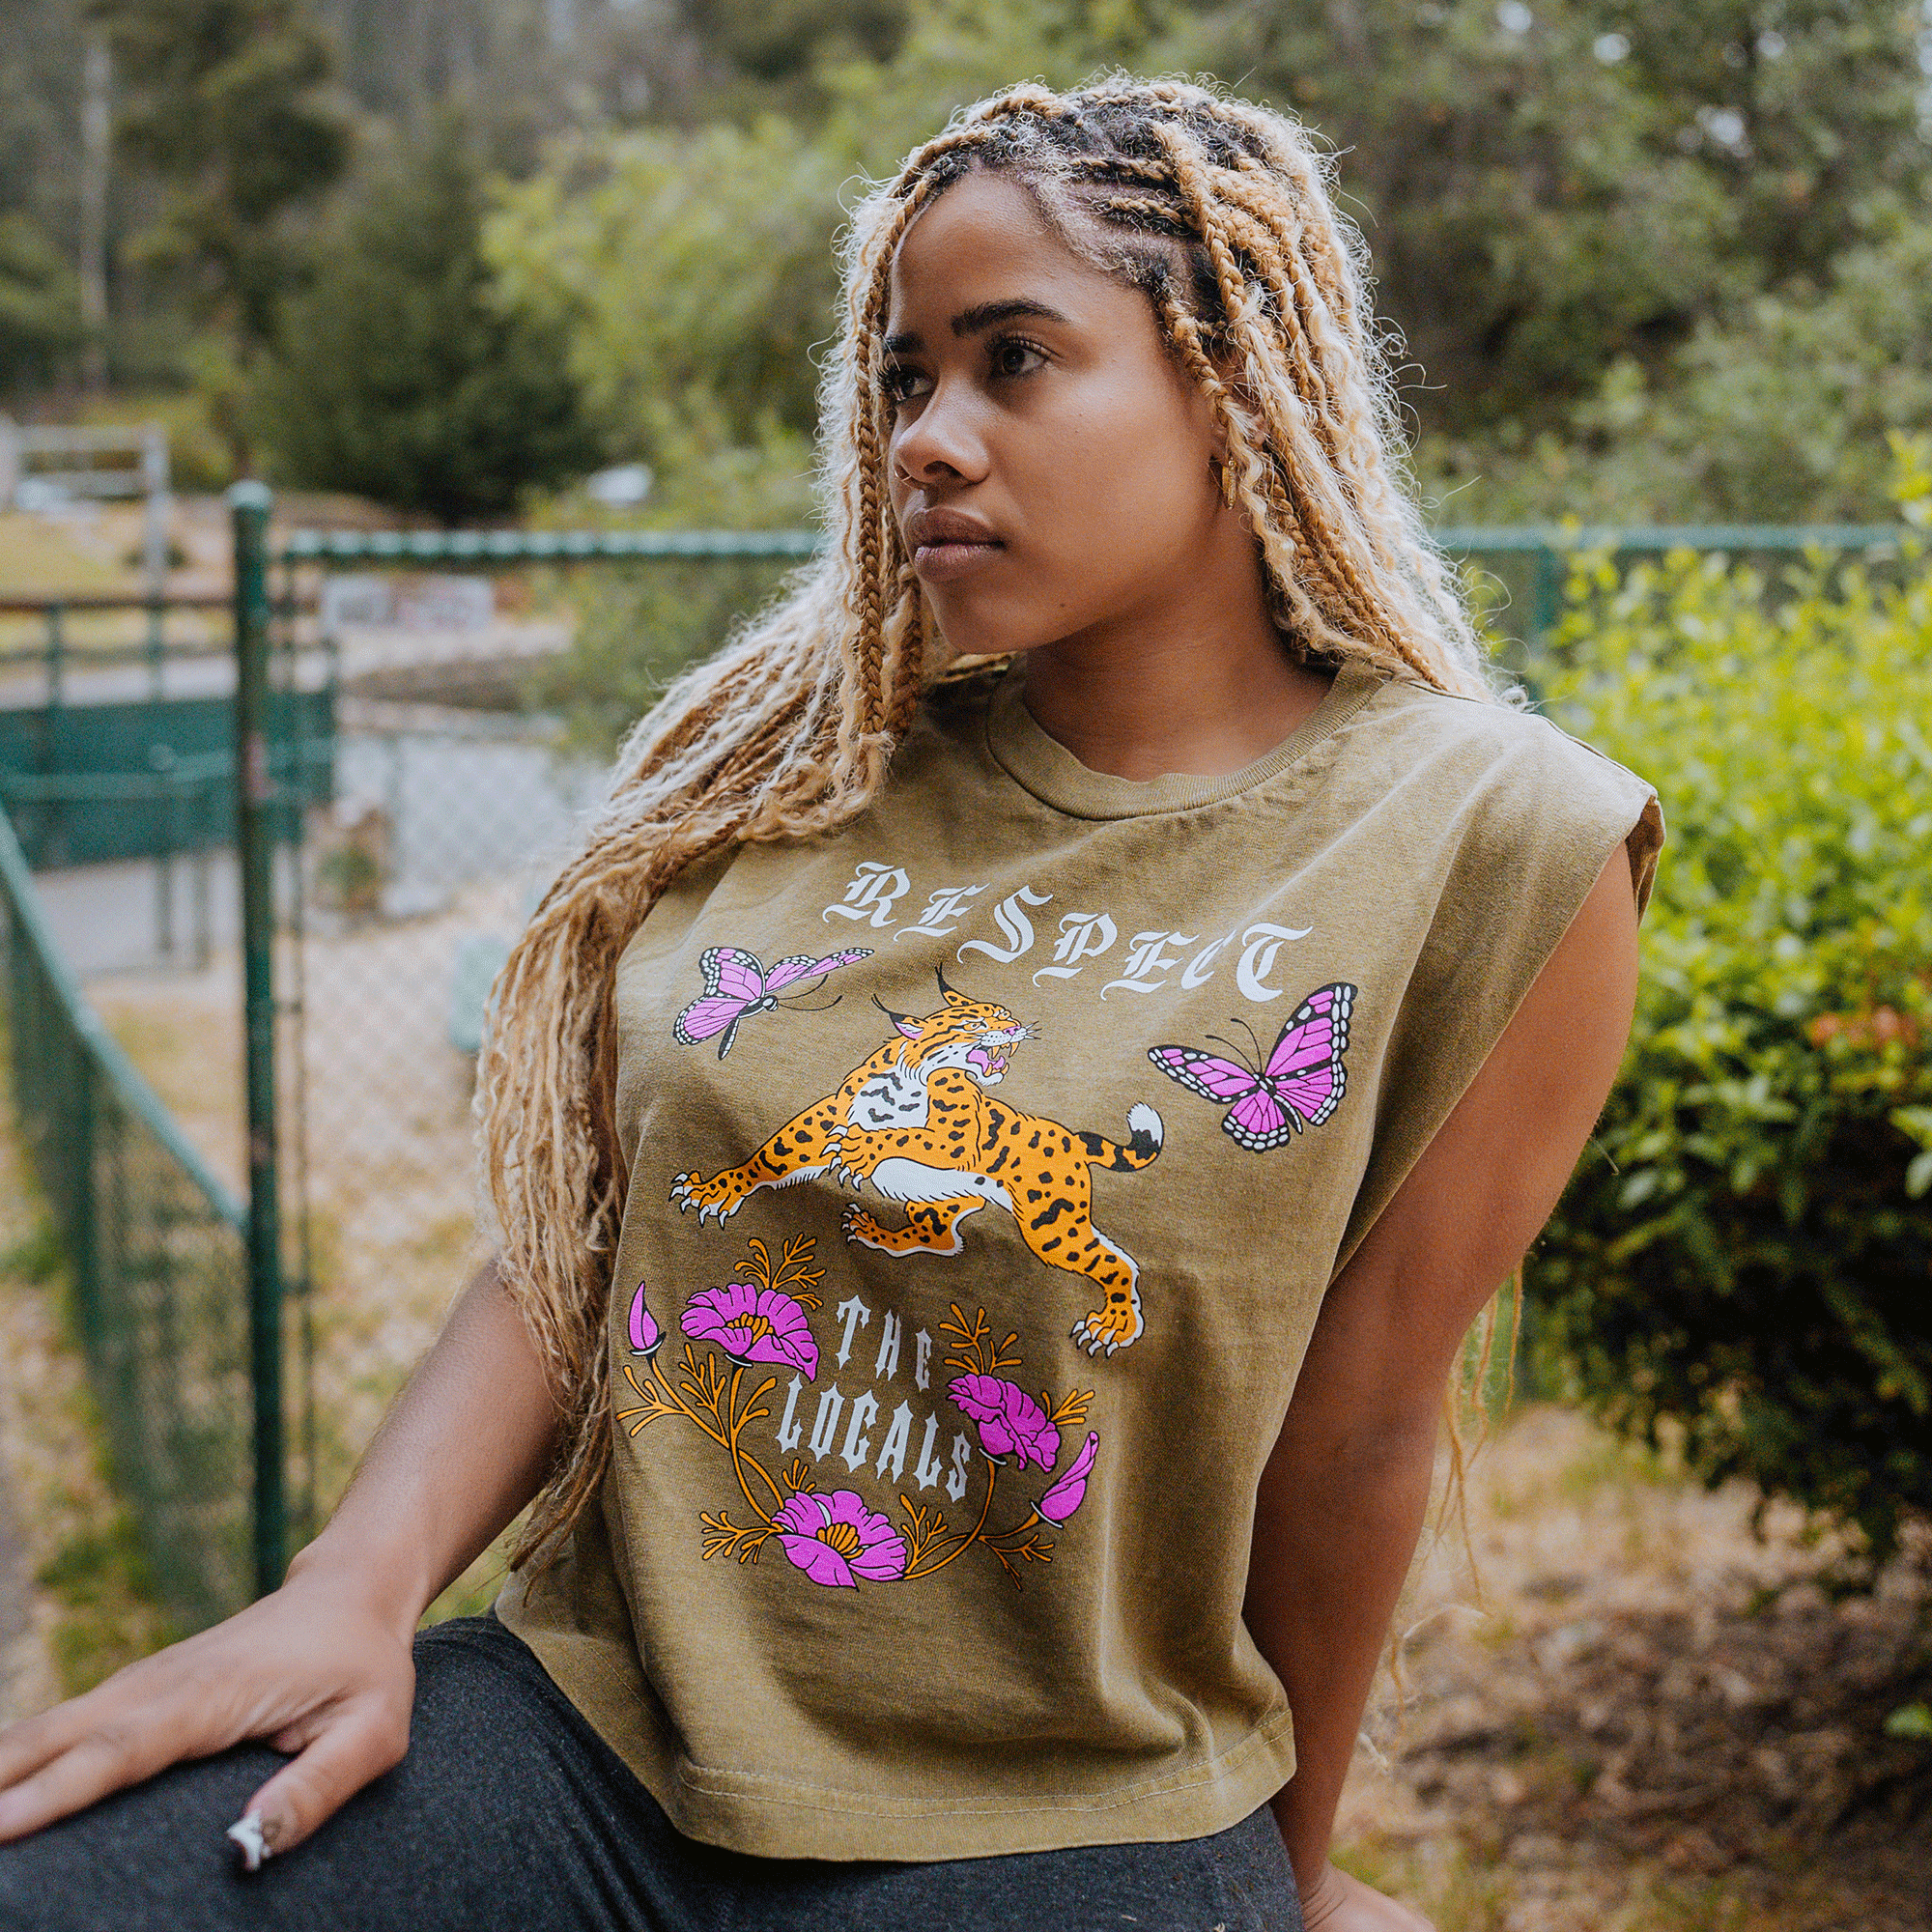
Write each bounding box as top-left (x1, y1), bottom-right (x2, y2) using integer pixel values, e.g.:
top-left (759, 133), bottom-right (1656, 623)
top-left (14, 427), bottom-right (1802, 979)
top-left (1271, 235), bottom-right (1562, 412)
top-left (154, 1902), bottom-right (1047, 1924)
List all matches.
top-left (0, 1110), bottom-right (172, 1719)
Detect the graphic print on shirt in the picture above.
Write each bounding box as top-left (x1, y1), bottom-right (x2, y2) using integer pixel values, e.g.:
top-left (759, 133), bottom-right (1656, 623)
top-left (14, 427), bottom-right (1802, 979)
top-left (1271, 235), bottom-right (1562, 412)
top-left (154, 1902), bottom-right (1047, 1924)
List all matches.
top-left (668, 970), bottom-right (1164, 1356)
top-left (616, 1238), bottom-right (1100, 1590)
top-left (673, 946), bottom-right (874, 1060)
top-left (1148, 982), bottom-right (1357, 1151)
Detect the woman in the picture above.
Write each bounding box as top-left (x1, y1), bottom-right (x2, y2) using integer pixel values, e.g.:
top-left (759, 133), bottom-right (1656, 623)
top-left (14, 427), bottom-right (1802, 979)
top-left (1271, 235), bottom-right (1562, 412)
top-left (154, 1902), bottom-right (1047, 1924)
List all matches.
top-left (0, 78), bottom-right (1659, 1932)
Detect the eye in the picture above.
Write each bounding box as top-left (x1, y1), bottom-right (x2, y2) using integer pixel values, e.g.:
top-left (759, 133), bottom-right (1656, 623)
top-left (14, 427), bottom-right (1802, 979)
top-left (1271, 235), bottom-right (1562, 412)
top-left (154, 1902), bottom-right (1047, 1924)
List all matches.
top-left (880, 361), bottom-right (931, 410)
top-left (987, 333), bottom-right (1048, 381)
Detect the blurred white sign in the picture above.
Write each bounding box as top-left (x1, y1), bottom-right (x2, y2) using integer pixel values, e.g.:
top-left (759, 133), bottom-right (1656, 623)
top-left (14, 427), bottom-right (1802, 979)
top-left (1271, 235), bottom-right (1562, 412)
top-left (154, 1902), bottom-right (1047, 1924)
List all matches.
top-left (393, 577), bottom-right (494, 631)
top-left (321, 574), bottom-right (395, 629)
top-left (585, 463), bottom-right (653, 508)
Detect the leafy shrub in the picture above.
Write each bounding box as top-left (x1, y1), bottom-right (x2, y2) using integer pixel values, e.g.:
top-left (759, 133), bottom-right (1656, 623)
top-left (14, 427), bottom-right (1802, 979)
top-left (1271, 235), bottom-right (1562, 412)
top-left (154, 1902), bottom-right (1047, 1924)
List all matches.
top-left (526, 556), bottom-right (799, 761)
top-left (1531, 453), bottom-right (1932, 1568)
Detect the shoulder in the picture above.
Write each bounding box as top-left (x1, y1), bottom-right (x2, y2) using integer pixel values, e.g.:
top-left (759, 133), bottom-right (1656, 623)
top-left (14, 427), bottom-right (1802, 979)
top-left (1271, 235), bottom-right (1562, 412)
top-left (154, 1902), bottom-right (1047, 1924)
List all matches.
top-left (1362, 674), bottom-right (1634, 793)
top-left (1347, 674), bottom-right (1662, 907)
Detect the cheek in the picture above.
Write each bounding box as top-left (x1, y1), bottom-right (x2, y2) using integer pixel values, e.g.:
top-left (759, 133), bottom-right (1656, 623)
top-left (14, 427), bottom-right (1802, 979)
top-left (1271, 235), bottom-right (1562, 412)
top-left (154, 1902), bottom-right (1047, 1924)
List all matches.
top-left (1031, 384), bottom-right (1209, 565)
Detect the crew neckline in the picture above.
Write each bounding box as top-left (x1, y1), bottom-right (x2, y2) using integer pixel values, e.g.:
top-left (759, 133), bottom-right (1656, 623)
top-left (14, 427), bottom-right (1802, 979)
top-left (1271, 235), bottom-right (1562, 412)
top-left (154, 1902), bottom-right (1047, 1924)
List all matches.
top-left (983, 655), bottom-right (1385, 820)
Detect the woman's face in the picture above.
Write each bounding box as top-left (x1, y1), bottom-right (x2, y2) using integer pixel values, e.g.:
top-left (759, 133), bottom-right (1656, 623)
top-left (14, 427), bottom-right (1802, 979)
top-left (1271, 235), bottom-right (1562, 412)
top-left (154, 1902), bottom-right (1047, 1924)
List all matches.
top-left (882, 171), bottom-right (1237, 661)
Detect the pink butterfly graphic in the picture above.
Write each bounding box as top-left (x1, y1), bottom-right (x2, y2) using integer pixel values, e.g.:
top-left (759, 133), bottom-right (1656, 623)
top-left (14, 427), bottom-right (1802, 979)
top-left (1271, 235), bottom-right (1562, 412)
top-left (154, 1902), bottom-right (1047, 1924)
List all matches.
top-left (1148, 982), bottom-right (1356, 1152)
top-left (673, 946), bottom-right (873, 1060)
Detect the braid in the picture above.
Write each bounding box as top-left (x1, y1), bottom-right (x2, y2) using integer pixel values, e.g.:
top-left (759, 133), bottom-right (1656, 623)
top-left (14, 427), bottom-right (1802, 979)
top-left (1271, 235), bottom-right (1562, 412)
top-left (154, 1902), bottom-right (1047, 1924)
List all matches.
top-left (483, 74), bottom-right (1492, 1578)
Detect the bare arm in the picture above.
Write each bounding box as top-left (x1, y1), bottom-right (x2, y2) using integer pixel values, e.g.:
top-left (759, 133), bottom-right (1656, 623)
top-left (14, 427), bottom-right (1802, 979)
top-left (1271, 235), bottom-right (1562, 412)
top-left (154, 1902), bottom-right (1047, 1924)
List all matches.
top-left (0, 1259), bottom-right (561, 1858)
top-left (290, 1258), bottom-right (561, 1627)
top-left (1249, 848), bottom-right (1642, 1928)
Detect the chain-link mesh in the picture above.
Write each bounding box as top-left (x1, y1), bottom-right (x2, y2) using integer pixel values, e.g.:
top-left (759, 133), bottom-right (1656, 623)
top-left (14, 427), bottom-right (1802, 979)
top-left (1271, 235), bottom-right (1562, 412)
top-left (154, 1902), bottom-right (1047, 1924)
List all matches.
top-left (0, 808), bottom-right (252, 1632)
top-left (11, 515), bottom-right (1897, 1633)
top-left (264, 534), bottom-right (811, 1553)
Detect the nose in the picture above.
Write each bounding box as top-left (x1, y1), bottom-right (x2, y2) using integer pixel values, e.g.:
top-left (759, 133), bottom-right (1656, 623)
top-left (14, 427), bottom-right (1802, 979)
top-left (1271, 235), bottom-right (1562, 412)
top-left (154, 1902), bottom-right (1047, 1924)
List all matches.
top-left (891, 376), bottom-right (991, 488)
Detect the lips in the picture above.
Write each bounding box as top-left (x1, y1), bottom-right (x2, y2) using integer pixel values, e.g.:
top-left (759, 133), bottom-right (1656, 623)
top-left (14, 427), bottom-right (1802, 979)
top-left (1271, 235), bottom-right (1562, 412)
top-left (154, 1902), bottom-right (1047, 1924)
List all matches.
top-left (968, 1046), bottom-right (1009, 1076)
top-left (903, 505), bottom-right (1004, 582)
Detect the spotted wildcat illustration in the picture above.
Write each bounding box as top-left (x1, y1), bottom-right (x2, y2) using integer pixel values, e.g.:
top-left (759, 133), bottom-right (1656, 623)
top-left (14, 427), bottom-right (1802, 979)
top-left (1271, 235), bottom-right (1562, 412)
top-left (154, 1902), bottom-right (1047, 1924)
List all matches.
top-left (669, 971), bottom-right (1163, 1355)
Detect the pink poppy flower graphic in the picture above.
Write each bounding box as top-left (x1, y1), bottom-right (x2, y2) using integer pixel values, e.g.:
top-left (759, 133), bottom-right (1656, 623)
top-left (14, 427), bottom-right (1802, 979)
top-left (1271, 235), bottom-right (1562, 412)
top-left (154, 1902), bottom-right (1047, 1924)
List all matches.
top-left (1037, 1431), bottom-right (1098, 1525)
top-left (681, 1282), bottom-right (819, 1378)
top-left (948, 1374), bottom-right (1061, 1472)
top-left (772, 1491), bottom-right (907, 1588)
top-left (626, 1283), bottom-right (662, 1357)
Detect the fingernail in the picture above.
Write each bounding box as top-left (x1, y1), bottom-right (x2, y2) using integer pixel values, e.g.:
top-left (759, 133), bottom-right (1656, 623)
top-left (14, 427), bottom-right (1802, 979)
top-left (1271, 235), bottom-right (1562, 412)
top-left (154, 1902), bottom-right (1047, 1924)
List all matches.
top-left (226, 1810), bottom-right (273, 1872)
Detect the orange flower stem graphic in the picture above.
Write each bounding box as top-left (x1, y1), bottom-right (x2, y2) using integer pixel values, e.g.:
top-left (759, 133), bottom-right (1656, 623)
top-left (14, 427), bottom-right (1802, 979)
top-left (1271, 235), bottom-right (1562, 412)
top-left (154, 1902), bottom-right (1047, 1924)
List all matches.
top-left (616, 1354), bottom-right (784, 1529)
top-left (722, 1365), bottom-right (785, 1520)
top-left (902, 1458), bottom-right (999, 1581)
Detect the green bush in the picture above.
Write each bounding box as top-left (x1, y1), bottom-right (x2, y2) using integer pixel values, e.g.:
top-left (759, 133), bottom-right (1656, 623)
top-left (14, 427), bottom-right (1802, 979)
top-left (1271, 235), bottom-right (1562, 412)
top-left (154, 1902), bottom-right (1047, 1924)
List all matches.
top-left (1532, 449), bottom-right (1932, 1569)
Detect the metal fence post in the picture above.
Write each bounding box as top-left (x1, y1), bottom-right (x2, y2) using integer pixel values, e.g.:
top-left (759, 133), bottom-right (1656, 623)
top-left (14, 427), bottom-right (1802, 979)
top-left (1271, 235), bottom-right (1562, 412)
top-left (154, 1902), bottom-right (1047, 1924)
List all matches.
top-left (231, 480), bottom-right (286, 1597)
top-left (1530, 542), bottom-right (1561, 653)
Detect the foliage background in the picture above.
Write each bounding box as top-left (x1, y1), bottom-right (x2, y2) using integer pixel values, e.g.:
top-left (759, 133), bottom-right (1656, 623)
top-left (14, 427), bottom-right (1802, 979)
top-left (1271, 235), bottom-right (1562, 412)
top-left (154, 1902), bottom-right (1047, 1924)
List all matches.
top-left (1532, 446), bottom-right (1932, 1566)
top-left (1, 0), bottom-right (1929, 1557)
top-left (5, 0), bottom-right (1932, 522)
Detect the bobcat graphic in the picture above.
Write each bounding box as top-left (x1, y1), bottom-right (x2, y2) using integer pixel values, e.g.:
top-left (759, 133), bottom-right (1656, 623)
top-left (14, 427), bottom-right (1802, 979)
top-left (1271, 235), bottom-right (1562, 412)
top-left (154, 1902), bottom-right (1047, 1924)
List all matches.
top-left (669, 972), bottom-right (1162, 1355)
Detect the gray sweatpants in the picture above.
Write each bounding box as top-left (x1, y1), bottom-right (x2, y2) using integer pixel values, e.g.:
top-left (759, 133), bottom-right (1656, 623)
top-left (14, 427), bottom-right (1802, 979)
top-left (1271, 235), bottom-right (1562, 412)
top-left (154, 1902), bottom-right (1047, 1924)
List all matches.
top-left (0, 1614), bottom-right (1302, 1931)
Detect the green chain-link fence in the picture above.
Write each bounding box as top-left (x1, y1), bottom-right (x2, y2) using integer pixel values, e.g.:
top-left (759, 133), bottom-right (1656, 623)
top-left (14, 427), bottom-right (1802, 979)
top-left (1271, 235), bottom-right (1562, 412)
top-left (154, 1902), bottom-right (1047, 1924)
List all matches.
top-left (0, 803), bottom-right (251, 1632)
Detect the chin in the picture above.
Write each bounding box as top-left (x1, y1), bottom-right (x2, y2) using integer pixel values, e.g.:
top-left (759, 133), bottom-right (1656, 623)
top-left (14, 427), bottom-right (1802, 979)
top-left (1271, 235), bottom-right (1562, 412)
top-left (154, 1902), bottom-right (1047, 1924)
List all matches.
top-left (927, 597), bottom-right (1084, 663)
top-left (921, 575), bottom-right (1069, 661)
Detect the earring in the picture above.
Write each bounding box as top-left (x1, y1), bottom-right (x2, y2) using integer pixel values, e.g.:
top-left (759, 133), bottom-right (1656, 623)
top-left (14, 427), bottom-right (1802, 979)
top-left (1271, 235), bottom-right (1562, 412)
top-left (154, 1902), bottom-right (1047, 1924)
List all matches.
top-left (1216, 457), bottom-right (1237, 507)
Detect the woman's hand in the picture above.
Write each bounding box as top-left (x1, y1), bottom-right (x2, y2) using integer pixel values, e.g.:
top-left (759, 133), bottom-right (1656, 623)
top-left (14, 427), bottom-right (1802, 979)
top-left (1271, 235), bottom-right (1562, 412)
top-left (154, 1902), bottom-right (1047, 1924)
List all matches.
top-left (0, 1553), bottom-right (416, 1860)
top-left (0, 1262), bottom-right (561, 1860)
top-left (1297, 1861), bottom-right (1436, 1931)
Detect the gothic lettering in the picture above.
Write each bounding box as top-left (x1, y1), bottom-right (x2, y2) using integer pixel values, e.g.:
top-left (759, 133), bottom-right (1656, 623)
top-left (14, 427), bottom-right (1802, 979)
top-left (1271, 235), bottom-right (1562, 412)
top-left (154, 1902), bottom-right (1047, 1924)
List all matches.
top-left (822, 861), bottom-right (911, 928)
top-left (1101, 929), bottom-right (1201, 998)
top-left (1033, 911), bottom-right (1118, 984)
top-left (1236, 922), bottom-right (1316, 1002)
top-left (896, 884), bottom-right (985, 940)
top-left (957, 885), bottom-right (1052, 964)
top-left (808, 1385), bottom-right (845, 1462)
top-left (776, 1376), bottom-right (804, 1456)
top-left (875, 1402), bottom-right (914, 1483)
top-left (873, 1309), bottom-right (901, 1380)
top-left (913, 1412), bottom-right (943, 1491)
top-left (835, 1294), bottom-right (871, 1369)
top-left (838, 1391), bottom-right (879, 1472)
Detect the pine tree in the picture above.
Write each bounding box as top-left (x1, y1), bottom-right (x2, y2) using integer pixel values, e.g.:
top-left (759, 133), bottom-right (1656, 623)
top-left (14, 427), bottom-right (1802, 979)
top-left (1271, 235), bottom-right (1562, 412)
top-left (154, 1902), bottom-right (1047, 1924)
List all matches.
top-left (102, 0), bottom-right (349, 358)
top-left (252, 115), bottom-right (603, 523)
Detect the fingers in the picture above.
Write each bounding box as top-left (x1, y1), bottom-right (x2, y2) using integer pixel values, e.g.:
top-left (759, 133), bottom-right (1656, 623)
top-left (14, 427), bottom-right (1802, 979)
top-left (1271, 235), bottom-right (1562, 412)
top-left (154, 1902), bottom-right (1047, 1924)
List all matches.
top-left (232, 1698), bottom-right (410, 1863)
top-left (0, 1684), bottom-right (210, 1843)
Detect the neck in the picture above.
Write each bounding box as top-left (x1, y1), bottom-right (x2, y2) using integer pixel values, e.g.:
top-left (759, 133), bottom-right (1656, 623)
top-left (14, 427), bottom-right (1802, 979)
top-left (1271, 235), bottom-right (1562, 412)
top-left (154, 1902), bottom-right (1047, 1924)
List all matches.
top-left (1018, 578), bottom-right (1333, 782)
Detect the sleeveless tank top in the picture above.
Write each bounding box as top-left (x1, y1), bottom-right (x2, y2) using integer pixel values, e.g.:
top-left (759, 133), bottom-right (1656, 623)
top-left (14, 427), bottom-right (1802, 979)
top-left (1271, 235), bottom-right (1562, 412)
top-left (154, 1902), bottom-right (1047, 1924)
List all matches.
top-left (496, 657), bottom-right (1662, 1860)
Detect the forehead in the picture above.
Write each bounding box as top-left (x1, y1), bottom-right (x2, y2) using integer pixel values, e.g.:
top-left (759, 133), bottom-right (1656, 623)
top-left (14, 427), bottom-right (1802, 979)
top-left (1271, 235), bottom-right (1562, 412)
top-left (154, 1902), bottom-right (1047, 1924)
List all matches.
top-left (886, 171), bottom-right (1123, 329)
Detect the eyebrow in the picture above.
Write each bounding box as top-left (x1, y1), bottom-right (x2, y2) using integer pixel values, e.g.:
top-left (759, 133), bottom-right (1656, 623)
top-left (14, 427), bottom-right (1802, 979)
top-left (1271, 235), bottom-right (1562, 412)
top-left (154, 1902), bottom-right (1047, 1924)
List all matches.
top-left (882, 297), bottom-right (1072, 357)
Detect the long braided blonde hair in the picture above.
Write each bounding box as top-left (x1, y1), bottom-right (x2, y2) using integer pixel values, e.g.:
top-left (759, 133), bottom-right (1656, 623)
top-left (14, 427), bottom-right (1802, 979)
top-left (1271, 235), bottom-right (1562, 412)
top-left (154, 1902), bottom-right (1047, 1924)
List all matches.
top-left (481, 75), bottom-right (1493, 1574)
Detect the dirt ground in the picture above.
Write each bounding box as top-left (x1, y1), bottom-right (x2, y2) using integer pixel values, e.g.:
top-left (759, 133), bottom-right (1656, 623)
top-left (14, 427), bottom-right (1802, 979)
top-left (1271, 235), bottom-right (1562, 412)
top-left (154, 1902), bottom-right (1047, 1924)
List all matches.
top-left (1340, 1407), bottom-right (1932, 1929)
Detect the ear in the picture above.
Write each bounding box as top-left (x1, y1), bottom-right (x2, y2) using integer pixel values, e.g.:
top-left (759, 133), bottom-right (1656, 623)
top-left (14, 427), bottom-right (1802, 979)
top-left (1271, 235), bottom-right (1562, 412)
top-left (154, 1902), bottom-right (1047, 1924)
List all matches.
top-left (873, 992), bottom-right (923, 1039)
top-left (935, 964), bottom-right (969, 1007)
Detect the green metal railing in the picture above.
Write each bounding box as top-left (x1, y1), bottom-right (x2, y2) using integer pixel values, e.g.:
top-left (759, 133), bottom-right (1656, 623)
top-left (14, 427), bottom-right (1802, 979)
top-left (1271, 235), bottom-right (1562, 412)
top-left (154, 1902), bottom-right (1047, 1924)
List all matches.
top-left (0, 803), bottom-right (251, 1632)
top-left (275, 517), bottom-right (1913, 649)
top-left (1433, 522), bottom-right (1913, 651)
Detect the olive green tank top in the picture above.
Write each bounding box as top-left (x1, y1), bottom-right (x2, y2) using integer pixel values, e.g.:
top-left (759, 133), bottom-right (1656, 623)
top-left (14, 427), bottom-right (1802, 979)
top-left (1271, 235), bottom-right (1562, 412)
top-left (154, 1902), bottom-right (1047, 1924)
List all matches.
top-left (497, 657), bottom-right (1662, 1861)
